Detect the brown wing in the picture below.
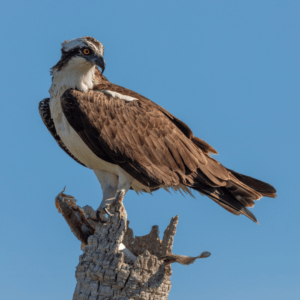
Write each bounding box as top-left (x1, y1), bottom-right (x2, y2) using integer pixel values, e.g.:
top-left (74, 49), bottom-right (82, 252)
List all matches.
top-left (94, 72), bottom-right (219, 155)
top-left (60, 89), bottom-right (219, 188)
top-left (38, 98), bottom-right (86, 167)
top-left (60, 86), bottom-right (276, 222)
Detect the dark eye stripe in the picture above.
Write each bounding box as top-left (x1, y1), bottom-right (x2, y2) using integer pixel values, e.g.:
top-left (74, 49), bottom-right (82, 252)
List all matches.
top-left (51, 47), bottom-right (81, 72)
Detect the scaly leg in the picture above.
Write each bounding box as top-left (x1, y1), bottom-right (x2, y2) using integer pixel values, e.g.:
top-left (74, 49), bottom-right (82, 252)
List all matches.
top-left (114, 166), bottom-right (133, 201)
top-left (94, 170), bottom-right (118, 222)
top-left (94, 168), bottom-right (133, 222)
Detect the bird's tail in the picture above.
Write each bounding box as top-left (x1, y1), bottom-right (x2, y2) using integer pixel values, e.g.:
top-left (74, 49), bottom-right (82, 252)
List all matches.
top-left (192, 168), bottom-right (276, 223)
top-left (226, 169), bottom-right (277, 198)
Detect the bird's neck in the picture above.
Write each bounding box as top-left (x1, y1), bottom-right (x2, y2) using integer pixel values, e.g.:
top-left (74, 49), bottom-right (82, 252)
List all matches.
top-left (49, 61), bottom-right (96, 98)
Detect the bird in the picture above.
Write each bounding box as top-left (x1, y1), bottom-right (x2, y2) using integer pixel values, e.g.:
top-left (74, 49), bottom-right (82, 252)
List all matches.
top-left (39, 36), bottom-right (276, 223)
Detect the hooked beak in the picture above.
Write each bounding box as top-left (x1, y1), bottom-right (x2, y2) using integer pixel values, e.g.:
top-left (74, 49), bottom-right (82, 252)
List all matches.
top-left (94, 55), bottom-right (106, 73)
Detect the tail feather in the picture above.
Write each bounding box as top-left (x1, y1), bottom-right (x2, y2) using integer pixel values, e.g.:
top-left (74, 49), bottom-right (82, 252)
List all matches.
top-left (227, 169), bottom-right (277, 198)
top-left (192, 183), bottom-right (258, 223)
top-left (191, 167), bottom-right (277, 223)
top-left (187, 151), bottom-right (276, 222)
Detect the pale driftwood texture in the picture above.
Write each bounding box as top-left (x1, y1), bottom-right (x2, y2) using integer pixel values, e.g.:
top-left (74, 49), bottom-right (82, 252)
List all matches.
top-left (55, 190), bottom-right (211, 300)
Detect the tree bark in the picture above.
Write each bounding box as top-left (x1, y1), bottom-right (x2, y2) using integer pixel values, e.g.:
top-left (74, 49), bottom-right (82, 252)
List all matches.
top-left (55, 189), bottom-right (210, 300)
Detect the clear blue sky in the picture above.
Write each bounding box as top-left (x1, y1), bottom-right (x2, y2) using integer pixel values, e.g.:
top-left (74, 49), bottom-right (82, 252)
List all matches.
top-left (1, 1), bottom-right (299, 299)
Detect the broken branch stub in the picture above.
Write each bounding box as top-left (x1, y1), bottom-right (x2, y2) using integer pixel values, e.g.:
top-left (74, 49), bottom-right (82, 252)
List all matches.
top-left (55, 189), bottom-right (94, 246)
top-left (55, 189), bottom-right (211, 299)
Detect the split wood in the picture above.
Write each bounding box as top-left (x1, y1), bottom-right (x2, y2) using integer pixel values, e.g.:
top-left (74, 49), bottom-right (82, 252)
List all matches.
top-left (55, 189), bottom-right (211, 300)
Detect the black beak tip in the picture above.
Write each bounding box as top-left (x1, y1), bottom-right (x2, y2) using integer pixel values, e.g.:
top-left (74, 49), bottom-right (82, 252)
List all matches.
top-left (97, 56), bottom-right (106, 74)
top-left (101, 64), bottom-right (106, 74)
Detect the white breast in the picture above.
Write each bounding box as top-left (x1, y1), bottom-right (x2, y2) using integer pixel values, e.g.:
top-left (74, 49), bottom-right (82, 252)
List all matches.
top-left (50, 92), bottom-right (118, 174)
top-left (49, 62), bottom-right (153, 194)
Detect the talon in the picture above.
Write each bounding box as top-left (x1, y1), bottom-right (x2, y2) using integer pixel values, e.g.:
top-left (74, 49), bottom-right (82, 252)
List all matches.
top-left (96, 210), bottom-right (107, 223)
top-left (104, 207), bottom-right (114, 217)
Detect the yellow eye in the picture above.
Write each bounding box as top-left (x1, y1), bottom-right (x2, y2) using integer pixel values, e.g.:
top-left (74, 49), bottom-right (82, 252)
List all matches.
top-left (83, 48), bottom-right (90, 55)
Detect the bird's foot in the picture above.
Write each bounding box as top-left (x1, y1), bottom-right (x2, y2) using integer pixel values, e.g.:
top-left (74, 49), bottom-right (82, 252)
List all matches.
top-left (95, 191), bottom-right (125, 223)
top-left (96, 204), bottom-right (114, 223)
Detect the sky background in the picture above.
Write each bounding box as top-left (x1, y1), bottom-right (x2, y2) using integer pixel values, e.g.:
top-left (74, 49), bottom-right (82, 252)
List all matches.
top-left (1, 1), bottom-right (299, 299)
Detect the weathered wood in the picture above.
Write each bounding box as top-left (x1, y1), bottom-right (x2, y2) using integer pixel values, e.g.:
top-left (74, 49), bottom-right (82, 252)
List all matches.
top-left (55, 189), bottom-right (211, 299)
top-left (55, 188), bottom-right (95, 247)
top-left (161, 252), bottom-right (211, 265)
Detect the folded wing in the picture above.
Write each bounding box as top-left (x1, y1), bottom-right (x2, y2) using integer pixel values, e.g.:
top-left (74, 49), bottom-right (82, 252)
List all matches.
top-left (60, 87), bottom-right (276, 222)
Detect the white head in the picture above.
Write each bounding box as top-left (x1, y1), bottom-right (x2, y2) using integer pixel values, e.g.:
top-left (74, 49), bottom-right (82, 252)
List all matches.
top-left (51, 36), bottom-right (105, 74)
top-left (62, 37), bottom-right (104, 57)
top-left (50, 37), bottom-right (105, 95)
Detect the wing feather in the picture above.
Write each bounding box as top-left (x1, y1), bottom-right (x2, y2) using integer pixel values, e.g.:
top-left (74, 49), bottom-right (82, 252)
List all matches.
top-left (59, 83), bottom-right (276, 223)
top-left (60, 89), bottom-right (215, 188)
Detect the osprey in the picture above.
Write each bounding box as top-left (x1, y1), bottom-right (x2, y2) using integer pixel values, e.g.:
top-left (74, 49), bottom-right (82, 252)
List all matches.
top-left (39, 36), bottom-right (276, 222)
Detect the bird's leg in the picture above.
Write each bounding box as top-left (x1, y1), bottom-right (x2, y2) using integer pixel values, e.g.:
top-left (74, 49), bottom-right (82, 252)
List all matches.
top-left (94, 170), bottom-right (118, 222)
top-left (113, 167), bottom-right (133, 204)
top-left (96, 168), bottom-right (133, 222)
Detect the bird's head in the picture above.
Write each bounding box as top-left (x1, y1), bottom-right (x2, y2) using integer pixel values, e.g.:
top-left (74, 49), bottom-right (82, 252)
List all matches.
top-left (51, 36), bottom-right (105, 74)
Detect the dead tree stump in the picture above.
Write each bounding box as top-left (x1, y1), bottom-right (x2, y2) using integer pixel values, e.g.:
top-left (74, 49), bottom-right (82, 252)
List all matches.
top-left (55, 189), bottom-right (211, 300)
